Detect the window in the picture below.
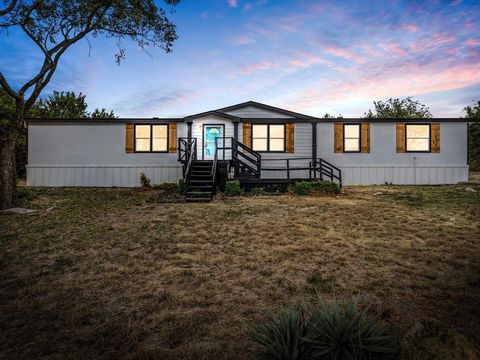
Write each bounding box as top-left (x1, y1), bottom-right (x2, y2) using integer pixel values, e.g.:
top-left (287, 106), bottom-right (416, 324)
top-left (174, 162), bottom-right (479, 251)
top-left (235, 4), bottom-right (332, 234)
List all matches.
top-left (343, 124), bottom-right (360, 152)
top-left (406, 124), bottom-right (430, 152)
top-left (135, 124), bottom-right (168, 152)
top-left (252, 124), bottom-right (285, 152)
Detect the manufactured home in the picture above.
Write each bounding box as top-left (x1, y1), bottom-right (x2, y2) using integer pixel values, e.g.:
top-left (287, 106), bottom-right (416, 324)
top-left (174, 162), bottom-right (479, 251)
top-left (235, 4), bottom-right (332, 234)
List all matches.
top-left (27, 101), bottom-right (469, 200)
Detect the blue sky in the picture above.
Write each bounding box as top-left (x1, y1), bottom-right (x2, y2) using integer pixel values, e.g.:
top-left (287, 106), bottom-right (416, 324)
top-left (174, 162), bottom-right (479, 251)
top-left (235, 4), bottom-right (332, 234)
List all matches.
top-left (0, 0), bottom-right (479, 117)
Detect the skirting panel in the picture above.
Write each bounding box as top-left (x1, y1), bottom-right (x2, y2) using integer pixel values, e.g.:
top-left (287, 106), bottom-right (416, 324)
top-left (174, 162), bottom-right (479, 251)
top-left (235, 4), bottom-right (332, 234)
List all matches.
top-left (26, 166), bottom-right (183, 187)
top-left (340, 166), bottom-right (469, 185)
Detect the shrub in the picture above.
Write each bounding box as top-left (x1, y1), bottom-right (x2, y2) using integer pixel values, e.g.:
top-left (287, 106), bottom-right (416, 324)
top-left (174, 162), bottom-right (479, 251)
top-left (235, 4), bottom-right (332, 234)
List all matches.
top-left (224, 180), bottom-right (242, 196)
top-left (139, 173), bottom-right (151, 188)
top-left (289, 180), bottom-right (340, 196)
top-left (177, 179), bottom-right (186, 195)
top-left (152, 183), bottom-right (177, 191)
top-left (250, 296), bottom-right (395, 360)
top-left (250, 307), bottom-right (307, 360)
top-left (304, 296), bottom-right (395, 359)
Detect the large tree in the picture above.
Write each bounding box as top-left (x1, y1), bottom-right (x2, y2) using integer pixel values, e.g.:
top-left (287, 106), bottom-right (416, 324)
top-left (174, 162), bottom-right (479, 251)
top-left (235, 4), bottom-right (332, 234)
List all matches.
top-left (364, 97), bottom-right (432, 118)
top-left (464, 100), bottom-right (480, 171)
top-left (0, 0), bottom-right (179, 209)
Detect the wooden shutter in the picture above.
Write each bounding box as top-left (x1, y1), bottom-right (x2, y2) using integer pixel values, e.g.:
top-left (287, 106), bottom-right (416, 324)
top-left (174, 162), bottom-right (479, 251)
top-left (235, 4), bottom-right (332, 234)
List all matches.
top-left (361, 123), bottom-right (370, 153)
top-left (243, 123), bottom-right (252, 148)
top-left (126, 123), bottom-right (134, 153)
top-left (168, 123), bottom-right (177, 153)
top-left (334, 123), bottom-right (343, 153)
top-left (431, 123), bottom-right (440, 153)
top-left (286, 123), bottom-right (294, 153)
top-left (396, 123), bottom-right (406, 153)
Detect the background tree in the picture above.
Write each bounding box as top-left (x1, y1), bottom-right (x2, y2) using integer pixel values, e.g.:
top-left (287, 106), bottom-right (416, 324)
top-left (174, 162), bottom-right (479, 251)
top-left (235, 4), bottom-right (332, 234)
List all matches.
top-left (36, 91), bottom-right (116, 118)
top-left (364, 97), bottom-right (432, 118)
top-left (464, 100), bottom-right (480, 171)
top-left (0, 0), bottom-right (180, 209)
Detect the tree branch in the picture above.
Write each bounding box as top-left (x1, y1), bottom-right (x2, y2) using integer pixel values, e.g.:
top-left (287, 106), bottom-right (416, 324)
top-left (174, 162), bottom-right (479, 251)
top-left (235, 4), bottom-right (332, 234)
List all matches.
top-left (0, 0), bottom-right (17, 16)
top-left (0, 72), bottom-right (21, 101)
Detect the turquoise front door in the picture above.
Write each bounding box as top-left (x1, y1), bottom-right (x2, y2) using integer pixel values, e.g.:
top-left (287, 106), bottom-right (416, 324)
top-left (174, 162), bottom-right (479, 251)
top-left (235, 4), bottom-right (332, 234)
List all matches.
top-left (204, 125), bottom-right (224, 160)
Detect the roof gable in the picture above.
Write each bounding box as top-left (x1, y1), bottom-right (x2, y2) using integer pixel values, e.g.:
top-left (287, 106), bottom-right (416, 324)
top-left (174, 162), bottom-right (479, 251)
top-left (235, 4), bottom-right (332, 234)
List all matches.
top-left (214, 101), bottom-right (316, 119)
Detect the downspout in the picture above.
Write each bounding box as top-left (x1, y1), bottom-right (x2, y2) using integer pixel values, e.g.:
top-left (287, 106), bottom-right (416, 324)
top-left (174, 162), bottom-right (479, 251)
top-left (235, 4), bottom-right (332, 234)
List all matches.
top-left (233, 121), bottom-right (239, 140)
top-left (312, 122), bottom-right (317, 179)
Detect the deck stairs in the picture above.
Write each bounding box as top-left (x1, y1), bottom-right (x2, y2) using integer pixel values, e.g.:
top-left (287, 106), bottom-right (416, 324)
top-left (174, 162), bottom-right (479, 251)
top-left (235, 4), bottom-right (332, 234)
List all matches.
top-left (185, 160), bottom-right (214, 202)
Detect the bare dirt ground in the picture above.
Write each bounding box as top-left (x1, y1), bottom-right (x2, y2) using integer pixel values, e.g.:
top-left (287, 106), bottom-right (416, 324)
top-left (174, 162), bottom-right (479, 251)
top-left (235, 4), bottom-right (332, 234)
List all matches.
top-left (1, 184), bottom-right (480, 359)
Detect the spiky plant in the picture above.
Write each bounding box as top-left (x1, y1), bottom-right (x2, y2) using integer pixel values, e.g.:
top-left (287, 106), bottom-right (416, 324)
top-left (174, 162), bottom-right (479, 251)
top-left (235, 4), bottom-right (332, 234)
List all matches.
top-left (250, 307), bottom-right (308, 360)
top-left (304, 296), bottom-right (395, 359)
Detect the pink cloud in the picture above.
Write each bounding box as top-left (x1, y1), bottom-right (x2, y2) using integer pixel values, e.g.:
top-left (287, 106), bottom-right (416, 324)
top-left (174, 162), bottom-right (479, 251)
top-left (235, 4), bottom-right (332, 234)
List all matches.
top-left (227, 0), bottom-right (238, 7)
top-left (287, 54), bottom-right (334, 70)
top-left (465, 38), bottom-right (480, 46)
top-left (283, 61), bottom-right (480, 112)
top-left (380, 42), bottom-right (408, 56)
top-left (232, 36), bottom-right (256, 46)
top-left (399, 24), bottom-right (418, 33)
top-left (241, 61), bottom-right (275, 75)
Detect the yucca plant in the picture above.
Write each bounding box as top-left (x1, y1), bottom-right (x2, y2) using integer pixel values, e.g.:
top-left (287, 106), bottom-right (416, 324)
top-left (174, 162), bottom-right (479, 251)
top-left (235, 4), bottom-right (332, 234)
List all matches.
top-left (250, 306), bottom-right (308, 360)
top-left (303, 296), bottom-right (395, 359)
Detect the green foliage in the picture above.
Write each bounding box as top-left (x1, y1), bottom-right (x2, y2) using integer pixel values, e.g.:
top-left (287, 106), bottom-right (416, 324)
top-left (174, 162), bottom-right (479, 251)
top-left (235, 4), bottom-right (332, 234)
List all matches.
top-left (289, 180), bottom-right (340, 196)
top-left (464, 100), bottom-right (480, 171)
top-left (37, 91), bottom-right (89, 118)
top-left (224, 180), bottom-right (243, 196)
top-left (90, 108), bottom-right (116, 119)
top-left (176, 179), bottom-right (186, 195)
top-left (304, 296), bottom-right (395, 359)
top-left (152, 183), bottom-right (177, 191)
top-left (250, 307), bottom-right (307, 360)
top-left (250, 297), bottom-right (395, 360)
top-left (365, 97), bottom-right (432, 119)
top-left (35, 91), bottom-right (116, 118)
top-left (140, 173), bottom-right (151, 188)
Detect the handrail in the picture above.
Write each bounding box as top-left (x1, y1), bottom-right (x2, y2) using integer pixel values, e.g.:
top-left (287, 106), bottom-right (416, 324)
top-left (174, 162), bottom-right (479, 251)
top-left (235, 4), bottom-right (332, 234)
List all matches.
top-left (178, 137), bottom-right (197, 182)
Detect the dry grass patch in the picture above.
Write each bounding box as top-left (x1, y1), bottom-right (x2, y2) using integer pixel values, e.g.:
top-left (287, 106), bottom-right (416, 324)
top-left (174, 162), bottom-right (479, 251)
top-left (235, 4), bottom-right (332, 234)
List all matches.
top-left (1, 184), bottom-right (480, 358)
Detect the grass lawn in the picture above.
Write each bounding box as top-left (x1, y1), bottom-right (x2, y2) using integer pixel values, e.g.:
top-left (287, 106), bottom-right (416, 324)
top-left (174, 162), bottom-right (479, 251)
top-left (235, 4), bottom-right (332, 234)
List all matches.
top-left (1, 184), bottom-right (480, 359)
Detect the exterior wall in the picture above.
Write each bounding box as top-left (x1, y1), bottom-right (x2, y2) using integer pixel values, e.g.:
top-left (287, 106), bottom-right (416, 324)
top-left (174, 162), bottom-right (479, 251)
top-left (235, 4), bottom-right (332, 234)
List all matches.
top-left (225, 105), bottom-right (292, 118)
top-left (27, 122), bottom-right (186, 187)
top-left (191, 115), bottom-right (235, 160)
top-left (238, 122), bottom-right (313, 179)
top-left (316, 122), bottom-right (469, 185)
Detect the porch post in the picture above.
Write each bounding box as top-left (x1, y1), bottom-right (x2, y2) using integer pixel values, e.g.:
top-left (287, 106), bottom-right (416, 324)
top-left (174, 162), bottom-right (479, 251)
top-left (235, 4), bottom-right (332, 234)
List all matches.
top-left (187, 121), bottom-right (192, 139)
top-left (233, 121), bottom-right (239, 140)
top-left (312, 122), bottom-right (317, 161)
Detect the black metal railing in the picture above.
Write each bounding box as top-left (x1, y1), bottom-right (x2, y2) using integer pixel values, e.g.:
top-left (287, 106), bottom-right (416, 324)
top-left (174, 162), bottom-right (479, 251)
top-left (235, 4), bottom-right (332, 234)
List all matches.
top-left (215, 137), bottom-right (261, 178)
top-left (260, 157), bottom-right (342, 187)
top-left (178, 137), bottom-right (197, 182)
top-left (312, 158), bottom-right (342, 187)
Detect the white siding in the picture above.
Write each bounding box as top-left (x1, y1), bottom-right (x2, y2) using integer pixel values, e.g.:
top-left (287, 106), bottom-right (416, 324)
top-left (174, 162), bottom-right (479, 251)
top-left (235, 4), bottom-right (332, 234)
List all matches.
top-left (27, 122), bottom-right (186, 187)
top-left (316, 122), bottom-right (469, 185)
top-left (191, 115), bottom-right (235, 160)
top-left (239, 123), bottom-right (313, 179)
top-left (224, 105), bottom-right (293, 118)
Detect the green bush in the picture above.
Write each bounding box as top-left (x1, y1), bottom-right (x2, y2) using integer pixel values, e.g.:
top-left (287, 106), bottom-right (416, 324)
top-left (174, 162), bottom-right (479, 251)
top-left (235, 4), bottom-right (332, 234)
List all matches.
top-left (304, 296), bottom-right (395, 359)
top-left (289, 180), bottom-right (340, 196)
top-left (224, 180), bottom-right (243, 196)
top-left (177, 179), bottom-right (186, 195)
top-left (152, 183), bottom-right (177, 191)
top-left (249, 307), bottom-right (307, 360)
top-left (250, 296), bottom-right (395, 360)
top-left (139, 173), bottom-right (151, 188)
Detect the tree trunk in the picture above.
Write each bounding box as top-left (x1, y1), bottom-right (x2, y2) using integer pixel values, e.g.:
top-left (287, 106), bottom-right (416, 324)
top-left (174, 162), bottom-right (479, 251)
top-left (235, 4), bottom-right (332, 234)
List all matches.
top-left (0, 134), bottom-right (17, 210)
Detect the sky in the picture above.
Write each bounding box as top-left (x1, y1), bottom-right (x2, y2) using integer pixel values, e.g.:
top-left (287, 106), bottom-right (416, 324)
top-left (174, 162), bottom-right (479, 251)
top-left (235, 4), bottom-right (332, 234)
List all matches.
top-left (0, 0), bottom-right (479, 118)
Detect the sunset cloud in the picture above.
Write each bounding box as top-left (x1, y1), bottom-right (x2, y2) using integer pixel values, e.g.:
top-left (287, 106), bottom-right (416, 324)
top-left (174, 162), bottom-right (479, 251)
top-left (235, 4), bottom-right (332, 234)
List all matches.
top-left (227, 0), bottom-right (238, 8)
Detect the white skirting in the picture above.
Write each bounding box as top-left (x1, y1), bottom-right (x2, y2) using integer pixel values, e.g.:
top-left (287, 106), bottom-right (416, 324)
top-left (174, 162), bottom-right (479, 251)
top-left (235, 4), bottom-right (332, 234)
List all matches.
top-left (340, 165), bottom-right (469, 185)
top-left (26, 165), bottom-right (183, 187)
top-left (26, 164), bottom-right (469, 187)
